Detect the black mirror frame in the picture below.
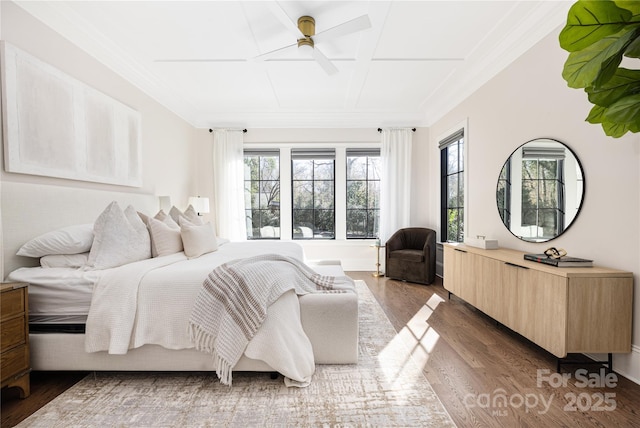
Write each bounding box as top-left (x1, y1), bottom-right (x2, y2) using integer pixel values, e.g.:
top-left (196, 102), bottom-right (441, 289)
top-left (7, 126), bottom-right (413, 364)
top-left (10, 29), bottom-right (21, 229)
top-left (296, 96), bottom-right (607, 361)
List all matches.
top-left (496, 138), bottom-right (586, 243)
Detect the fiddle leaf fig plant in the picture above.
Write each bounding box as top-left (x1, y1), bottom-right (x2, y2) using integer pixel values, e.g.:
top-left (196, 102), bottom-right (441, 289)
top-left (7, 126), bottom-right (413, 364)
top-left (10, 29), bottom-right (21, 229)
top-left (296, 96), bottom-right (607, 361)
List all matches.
top-left (559, 0), bottom-right (640, 137)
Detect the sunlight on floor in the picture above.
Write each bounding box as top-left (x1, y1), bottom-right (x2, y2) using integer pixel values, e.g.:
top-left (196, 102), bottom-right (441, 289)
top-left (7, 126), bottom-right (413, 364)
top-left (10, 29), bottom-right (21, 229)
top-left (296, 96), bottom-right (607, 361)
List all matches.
top-left (377, 292), bottom-right (446, 388)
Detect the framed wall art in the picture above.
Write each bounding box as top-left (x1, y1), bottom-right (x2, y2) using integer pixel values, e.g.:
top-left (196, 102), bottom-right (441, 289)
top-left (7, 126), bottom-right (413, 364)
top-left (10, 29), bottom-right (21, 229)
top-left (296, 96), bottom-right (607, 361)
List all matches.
top-left (1, 42), bottom-right (142, 187)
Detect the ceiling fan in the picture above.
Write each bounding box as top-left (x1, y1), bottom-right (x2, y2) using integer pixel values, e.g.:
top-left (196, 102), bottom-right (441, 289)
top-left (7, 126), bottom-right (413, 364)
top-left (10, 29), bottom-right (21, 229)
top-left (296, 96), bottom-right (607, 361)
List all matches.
top-left (255, 5), bottom-right (371, 75)
top-left (155, 4), bottom-right (370, 75)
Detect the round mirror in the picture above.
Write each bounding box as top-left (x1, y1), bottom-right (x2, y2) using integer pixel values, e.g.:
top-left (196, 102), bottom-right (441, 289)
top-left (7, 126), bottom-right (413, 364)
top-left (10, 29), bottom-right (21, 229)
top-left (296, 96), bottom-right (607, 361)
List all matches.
top-left (496, 138), bottom-right (585, 242)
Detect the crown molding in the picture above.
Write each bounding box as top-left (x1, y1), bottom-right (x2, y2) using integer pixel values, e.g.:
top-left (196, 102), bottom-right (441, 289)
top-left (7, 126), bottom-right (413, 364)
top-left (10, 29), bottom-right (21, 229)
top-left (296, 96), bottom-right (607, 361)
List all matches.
top-left (422, 1), bottom-right (572, 126)
top-left (194, 110), bottom-right (426, 129)
top-left (13, 1), bottom-right (199, 124)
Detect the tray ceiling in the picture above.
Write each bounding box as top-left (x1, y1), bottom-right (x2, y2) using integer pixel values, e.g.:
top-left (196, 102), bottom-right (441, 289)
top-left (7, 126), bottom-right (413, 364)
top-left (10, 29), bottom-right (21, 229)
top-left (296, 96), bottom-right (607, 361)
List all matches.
top-left (13, 1), bottom-right (571, 129)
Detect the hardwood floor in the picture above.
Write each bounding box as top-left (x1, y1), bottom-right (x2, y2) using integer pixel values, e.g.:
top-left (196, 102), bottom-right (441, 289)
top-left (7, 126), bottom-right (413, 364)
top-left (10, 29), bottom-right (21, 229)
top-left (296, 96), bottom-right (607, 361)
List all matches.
top-left (1, 371), bottom-right (87, 427)
top-left (2, 273), bottom-right (639, 427)
top-left (350, 272), bottom-right (640, 428)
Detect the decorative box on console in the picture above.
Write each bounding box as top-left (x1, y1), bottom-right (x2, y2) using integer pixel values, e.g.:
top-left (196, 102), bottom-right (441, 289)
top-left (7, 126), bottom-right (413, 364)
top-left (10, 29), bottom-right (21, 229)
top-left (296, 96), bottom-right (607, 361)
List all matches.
top-left (464, 236), bottom-right (499, 250)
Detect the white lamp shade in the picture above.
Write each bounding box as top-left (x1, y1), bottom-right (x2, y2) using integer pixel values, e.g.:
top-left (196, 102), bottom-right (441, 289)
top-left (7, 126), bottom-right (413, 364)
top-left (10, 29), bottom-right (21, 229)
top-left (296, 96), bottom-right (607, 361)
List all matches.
top-left (188, 196), bottom-right (210, 214)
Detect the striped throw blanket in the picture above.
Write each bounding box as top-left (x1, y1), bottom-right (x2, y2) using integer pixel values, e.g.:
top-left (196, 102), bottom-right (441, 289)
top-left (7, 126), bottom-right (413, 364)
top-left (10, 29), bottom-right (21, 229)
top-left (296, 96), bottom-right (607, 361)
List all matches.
top-left (188, 253), bottom-right (352, 385)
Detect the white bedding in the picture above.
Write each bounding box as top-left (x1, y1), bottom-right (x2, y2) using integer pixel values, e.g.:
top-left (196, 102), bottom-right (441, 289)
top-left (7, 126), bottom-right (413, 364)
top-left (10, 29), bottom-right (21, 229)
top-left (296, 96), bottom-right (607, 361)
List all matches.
top-left (6, 266), bottom-right (100, 316)
top-left (128, 241), bottom-right (305, 351)
top-left (6, 241), bottom-right (304, 319)
top-left (83, 241), bottom-right (307, 352)
top-left (82, 241), bottom-right (328, 384)
top-left (8, 241), bottom-right (353, 383)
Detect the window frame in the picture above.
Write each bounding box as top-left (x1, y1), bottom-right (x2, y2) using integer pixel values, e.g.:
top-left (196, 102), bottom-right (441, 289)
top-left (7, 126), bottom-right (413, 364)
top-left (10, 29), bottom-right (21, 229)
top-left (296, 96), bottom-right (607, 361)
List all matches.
top-left (439, 127), bottom-right (466, 243)
top-left (497, 160), bottom-right (511, 230)
top-left (346, 148), bottom-right (381, 240)
top-left (243, 149), bottom-right (281, 240)
top-left (291, 148), bottom-right (336, 240)
top-left (242, 143), bottom-right (381, 241)
top-left (520, 154), bottom-right (566, 240)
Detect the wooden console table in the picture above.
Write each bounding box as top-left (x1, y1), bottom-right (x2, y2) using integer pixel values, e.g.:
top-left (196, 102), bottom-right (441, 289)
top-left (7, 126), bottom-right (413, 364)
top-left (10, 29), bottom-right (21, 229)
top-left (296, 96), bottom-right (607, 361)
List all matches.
top-left (442, 243), bottom-right (633, 372)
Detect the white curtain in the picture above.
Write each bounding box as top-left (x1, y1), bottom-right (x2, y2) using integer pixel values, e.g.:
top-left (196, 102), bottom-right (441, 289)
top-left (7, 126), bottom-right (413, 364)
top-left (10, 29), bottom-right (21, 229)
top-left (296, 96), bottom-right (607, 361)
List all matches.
top-left (379, 128), bottom-right (413, 243)
top-left (212, 129), bottom-right (246, 241)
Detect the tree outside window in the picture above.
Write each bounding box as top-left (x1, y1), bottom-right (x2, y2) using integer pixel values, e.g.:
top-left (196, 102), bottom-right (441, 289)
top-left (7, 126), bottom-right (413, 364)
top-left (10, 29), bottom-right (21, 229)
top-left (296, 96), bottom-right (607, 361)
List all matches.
top-left (497, 161), bottom-right (511, 229)
top-left (521, 158), bottom-right (564, 240)
top-left (244, 151), bottom-right (280, 239)
top-left (292, 150), bottom-right (335, 239)
top-left (346, 149), bottom-right (380, 239)
top-left (440, 131), bottom-right (464, 242)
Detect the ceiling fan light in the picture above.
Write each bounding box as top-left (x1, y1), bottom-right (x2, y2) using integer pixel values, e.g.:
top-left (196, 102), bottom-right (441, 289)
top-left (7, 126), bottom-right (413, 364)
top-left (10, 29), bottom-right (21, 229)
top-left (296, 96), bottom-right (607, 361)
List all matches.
top-left (297, 38), bottom-right (314, 54)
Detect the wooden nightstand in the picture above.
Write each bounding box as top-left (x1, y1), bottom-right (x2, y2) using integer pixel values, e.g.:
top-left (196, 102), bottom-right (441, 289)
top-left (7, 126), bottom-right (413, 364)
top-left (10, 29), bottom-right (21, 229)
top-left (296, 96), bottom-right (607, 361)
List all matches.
top-left (1, 282), bottom-right (30, 398)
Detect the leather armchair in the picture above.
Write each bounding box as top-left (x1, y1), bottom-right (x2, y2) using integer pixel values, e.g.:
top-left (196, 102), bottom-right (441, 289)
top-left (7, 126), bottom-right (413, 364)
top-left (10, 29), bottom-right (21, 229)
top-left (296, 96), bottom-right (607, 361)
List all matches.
top-left (385, 227), bottom-right (436, 285)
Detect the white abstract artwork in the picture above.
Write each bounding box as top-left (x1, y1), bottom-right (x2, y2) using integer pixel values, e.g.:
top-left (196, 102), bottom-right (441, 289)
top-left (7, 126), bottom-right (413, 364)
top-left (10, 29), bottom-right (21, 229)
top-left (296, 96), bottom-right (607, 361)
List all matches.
top-left (1, 42), bottom-right (141, 187)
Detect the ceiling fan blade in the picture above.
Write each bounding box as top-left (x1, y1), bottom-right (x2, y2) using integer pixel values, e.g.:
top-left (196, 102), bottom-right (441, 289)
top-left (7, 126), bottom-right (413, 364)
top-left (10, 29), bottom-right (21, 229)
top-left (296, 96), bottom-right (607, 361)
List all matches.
top-left (154, 59), bottom-right (247, 63)
top-left (313, 15), bottom-right (371, 44)
top-left (253, 43), bottom-right (298, 61)
top-left (311, 47), bottom-right (338, 75)
top-left (266, 1), bottom-right (303, 38)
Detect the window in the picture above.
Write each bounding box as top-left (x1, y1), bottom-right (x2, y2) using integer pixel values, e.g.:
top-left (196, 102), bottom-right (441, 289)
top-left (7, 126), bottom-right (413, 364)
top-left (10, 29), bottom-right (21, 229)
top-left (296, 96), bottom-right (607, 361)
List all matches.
top-left (497, 161), bottom-right (511, 229)
top-left (291, 149), bottom-right (335, 239)
top-left (440, 130), bottom-right (464, 242)
top-left (244, 150), bottom-right (280, 239)
top-left (521, 147), bottom-right (565, 240)
top-left (346, 148), bottom-right (380, 239)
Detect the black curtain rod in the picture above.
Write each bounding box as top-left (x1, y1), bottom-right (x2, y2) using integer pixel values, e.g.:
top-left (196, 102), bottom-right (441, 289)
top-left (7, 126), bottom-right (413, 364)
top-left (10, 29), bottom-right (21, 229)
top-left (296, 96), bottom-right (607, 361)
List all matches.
top-left (377, 128), bottom-right (416, 133)
top-left (209, 129), bottom-right (247, 133)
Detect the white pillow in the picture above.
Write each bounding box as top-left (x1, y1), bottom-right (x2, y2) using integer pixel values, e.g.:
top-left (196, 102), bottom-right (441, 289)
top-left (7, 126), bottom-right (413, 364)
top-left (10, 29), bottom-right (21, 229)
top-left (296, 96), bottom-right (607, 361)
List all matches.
top-left (169, 205), bottom-right (204, 226)
top-left (40, 253), bottom-right (89, 268)
top-left (136, 211), bottom-right (150, 225)
top-left (183, 205), bottom-right (203, 224)
top-left (154, 209), bottom-right (169, 221)
top-left (180, 221), bottom-right (218, 258)
top-left (86, 202), bottom-right (152, 270)
top-left (17, 224), bottom-right (94, 258)
top-left (148, 215), bottom-right (183, 257)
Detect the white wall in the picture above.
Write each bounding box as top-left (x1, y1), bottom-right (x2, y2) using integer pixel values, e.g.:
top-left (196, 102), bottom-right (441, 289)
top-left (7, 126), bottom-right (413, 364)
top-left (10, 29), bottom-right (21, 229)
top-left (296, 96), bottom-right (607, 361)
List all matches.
top-left (0, 1), bottom-right (197, 204)
top-left (0, 2), bottom-right (200, 277)
top-left (418, 26), bottom-right (640, 382)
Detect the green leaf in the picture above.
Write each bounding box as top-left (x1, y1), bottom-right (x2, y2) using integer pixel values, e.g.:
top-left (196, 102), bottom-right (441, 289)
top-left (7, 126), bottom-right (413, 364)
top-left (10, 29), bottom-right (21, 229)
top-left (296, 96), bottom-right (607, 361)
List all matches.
top-left (614, 1), bottom-right (640, 19)
top-left (562, 1), bottom-right (640, 138)
top-left (586, 104), bottom-right (607, 124)
top-left (587, 68), bottom-right (640, 106)
top-left (602, 120), bottom-right (632, 137)
top-left (625, 34), bottom-right (640, 56)
top-left (562, 26), bottom-right (639, 88)
top-left (586, 104), bottom-right (633, 137)
top-left (560, 1), bottom-right (632, 52)
top-left (603, 93), bottom-right (640, 123)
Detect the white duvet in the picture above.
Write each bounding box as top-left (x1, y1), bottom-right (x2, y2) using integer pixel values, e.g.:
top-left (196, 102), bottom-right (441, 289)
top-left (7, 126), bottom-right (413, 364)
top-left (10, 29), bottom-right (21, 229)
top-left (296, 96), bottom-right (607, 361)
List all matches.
top-left (84, 241), bottom-right (316, 384)
top-left (6, 266), bottom-right (99, 316)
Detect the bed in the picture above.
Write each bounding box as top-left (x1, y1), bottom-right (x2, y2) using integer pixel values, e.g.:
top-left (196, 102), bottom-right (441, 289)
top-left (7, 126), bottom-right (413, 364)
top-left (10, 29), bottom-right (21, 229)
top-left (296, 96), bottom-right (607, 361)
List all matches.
top-left (2, 182), bottom-right (358, 384)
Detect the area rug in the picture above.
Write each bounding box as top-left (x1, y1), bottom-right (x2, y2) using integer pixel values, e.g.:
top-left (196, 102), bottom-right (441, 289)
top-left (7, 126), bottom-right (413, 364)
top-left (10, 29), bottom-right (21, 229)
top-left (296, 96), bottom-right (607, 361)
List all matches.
top-left (18, 281), bottom-right (455, 427)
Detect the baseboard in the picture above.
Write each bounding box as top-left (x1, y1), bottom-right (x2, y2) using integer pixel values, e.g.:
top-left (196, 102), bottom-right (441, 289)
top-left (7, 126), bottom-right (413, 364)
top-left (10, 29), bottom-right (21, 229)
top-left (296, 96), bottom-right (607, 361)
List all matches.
top-left (585, 344), bottom-right (640, 386)
top-left (325, 259), bottom-right (377, 272)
